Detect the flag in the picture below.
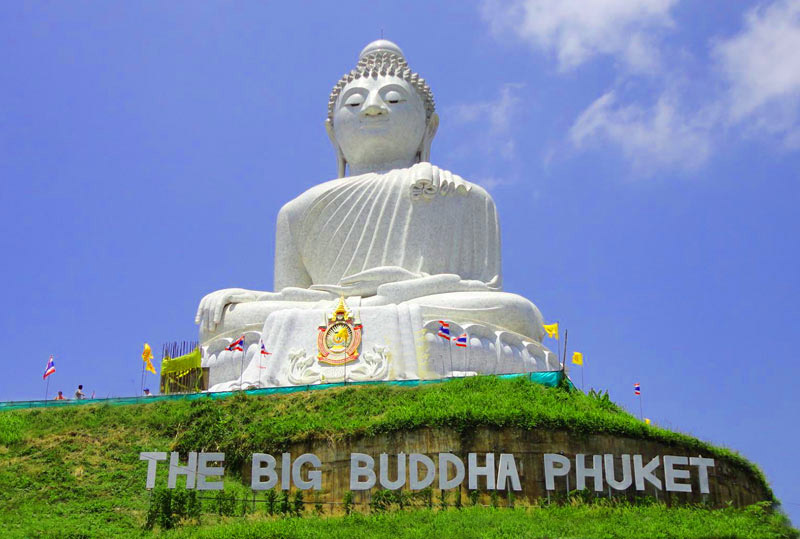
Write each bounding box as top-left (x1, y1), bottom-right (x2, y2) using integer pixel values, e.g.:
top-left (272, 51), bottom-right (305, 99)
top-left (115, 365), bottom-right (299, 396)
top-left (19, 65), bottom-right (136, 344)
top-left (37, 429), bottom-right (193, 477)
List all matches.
top-left (142, 343), bottom-right (156, 374)
top-left (634, 383), bottom-right (641, 396)
top-left (43, 355), bottom-right (56, 380)
top-left (571, 351), bottom-right (583, 366)
top-left (260, 340), bottom-right (271, 356)
top-left (226, 335), bottom-right (245, 352)
top-left (455, 333), bottom-right (468, 348)
top-left (437, 321), bottom-right (451, 340)
top-left (543, 322), bottom-right (559, 339)
top-left (644, 418), bottom-right (651, 425)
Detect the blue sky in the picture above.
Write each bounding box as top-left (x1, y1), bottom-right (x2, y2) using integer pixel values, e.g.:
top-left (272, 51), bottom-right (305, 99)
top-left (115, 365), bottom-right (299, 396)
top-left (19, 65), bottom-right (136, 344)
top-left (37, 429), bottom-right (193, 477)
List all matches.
top-left (1, 0), bottom-right (799, 523)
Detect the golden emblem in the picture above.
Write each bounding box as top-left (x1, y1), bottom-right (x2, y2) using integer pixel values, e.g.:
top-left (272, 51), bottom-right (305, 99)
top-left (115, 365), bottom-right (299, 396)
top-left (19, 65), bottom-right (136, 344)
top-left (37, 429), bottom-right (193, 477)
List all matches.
top-left (317, 296), bottom-right (362, 365)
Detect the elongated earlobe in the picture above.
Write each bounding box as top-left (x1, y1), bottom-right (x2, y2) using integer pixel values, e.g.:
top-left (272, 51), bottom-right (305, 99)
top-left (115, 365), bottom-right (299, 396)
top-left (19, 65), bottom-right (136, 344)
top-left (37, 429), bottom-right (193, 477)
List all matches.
top-left (418, 112), bottom-right (439, 163)
top-left (325, 119), bottom-right (347, 178)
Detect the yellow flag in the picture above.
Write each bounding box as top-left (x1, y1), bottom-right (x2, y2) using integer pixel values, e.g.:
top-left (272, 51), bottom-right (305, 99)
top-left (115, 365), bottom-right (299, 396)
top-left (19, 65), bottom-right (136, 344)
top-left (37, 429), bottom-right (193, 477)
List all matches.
top-left (543, 323), bottom-right (559, 339)
top-left (142, 343), bottom-right (156, 375)
top-left (644, 418), bottom-right (651, 425)
top-left (571, 351), bottom-right (583, 366)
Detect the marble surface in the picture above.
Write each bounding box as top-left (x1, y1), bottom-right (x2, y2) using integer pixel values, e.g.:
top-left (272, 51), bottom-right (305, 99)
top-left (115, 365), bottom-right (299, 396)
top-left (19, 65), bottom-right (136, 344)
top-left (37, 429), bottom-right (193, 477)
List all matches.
top-left (195, 40), bottom-right (556, 391)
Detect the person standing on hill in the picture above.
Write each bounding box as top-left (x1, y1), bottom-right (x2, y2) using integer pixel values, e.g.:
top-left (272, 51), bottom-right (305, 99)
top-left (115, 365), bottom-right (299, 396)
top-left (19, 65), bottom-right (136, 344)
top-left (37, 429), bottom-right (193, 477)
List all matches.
top-left (54, 391), bottom-right (66, 400)
top-left (74, 385), bottom-right (85, 400)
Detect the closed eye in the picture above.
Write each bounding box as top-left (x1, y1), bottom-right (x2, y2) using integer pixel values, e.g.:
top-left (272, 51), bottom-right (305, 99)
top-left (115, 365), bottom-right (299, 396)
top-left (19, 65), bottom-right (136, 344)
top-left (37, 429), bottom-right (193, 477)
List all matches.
top-left (344, 94), bottom-right (364, 107)
top-left (385, 90), bottom-right (404, 104)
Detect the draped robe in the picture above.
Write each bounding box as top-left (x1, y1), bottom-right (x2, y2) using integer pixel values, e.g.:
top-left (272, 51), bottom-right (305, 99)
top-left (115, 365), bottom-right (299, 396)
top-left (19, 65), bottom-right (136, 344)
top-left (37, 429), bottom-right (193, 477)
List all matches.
top-left (275, 164), bottom-right (502, 292)
top-left (203, 165), bottom-right (552, 391)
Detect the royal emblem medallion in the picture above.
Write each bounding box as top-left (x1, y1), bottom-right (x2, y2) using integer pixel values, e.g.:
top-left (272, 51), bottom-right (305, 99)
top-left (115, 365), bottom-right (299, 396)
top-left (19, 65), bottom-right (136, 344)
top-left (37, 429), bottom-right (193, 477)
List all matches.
top-left (317, 296), bottom-right (363, 365)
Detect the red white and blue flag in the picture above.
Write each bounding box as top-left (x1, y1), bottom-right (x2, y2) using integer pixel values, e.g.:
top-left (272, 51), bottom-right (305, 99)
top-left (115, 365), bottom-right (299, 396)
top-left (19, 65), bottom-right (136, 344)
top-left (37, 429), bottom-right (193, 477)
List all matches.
top-left (43, 355), bottom-right (56, 380)
top-left (455, 333), bottom-right (468, 348)
top-left (226, 335), bottom-right (245, 352)
top-left (634, 383), bottom-right (641, 396)
top-left (260, 340), bottom-right (271, 356)
top-left (437, 321), bottom-right (451, 340)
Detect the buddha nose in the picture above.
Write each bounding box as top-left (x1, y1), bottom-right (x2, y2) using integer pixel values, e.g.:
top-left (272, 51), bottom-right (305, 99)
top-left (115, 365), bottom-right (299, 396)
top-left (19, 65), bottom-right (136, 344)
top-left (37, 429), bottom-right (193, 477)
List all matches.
top-left (361, 92), bottom-right (388, 117)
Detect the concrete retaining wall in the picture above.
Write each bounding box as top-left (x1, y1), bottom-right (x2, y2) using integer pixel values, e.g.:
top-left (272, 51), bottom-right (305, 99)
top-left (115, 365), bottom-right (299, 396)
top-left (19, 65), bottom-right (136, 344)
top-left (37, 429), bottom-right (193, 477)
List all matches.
top-left (242, 426), bottom-right (769, 510)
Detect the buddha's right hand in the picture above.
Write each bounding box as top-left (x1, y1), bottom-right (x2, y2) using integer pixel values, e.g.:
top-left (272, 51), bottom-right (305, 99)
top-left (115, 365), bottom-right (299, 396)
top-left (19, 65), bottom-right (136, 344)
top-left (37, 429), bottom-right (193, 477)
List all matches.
top-left (310, 267), bottom-right (422, 297)
top-left (195, 288), bottom-right (259, 331)
top-left (410, 163), bottom-right (469, 200)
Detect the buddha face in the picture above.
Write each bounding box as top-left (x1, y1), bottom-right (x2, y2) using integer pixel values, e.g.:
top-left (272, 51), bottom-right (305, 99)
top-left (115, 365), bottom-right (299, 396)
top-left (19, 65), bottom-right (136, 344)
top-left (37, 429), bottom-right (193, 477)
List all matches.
top-left (333, 76), bottom-right (427, 171)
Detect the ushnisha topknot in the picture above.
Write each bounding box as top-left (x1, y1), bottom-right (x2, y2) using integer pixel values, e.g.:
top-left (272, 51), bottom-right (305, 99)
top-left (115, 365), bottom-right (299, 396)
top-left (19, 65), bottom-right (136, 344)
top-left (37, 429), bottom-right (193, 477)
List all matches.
top-left (327, 40), bottom-right (435, 124)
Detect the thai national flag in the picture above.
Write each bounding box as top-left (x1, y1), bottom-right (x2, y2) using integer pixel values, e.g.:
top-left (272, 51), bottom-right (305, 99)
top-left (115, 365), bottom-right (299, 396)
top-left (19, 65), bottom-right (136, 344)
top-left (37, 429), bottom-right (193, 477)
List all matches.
top-left (437, 321), bottom-right (451, 340)
top-left (455, 333), bottom-right (468, 348)
top-left (43, 355), bottom-right (56, 380)
top-left (634, 383), bottom-right (641, 396)
top-left (260, 340), bottom-right (271, 356)
top-left (226, 335), bottom-right (245, 352)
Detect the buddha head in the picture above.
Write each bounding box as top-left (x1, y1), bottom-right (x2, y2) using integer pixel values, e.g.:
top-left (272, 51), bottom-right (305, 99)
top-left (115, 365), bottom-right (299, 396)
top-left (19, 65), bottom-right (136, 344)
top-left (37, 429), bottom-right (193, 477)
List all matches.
top-left (326, 40), bottom-right (439, 177)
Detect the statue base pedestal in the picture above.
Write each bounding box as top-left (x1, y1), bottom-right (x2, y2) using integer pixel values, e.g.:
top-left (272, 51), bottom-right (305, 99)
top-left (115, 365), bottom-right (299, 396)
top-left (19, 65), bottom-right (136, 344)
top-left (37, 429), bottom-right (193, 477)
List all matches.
top-left (202, 302), bottom-right (559, 392)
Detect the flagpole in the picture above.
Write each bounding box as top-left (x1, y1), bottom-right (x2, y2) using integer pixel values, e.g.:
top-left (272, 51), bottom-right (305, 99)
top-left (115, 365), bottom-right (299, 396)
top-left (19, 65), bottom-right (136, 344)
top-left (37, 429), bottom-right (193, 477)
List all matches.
top-left (44, 376), bottom-right (50, 404)
top-left (448, 332), bottom-right (453, 379)
top-left (139, 360), bottom-right (145, 399)
top-left (556, 321), bottom-right (561, 369)
top-left (562, 329), bottom-right (568, 373)
top-left (239, 343), bottom-right (245, 392)
top-left (581, 361), bottom-right (584, 391)
top-left (639, 392), bottom-right (643, 421)
top-left (465, 335), bottom-right (469, 378)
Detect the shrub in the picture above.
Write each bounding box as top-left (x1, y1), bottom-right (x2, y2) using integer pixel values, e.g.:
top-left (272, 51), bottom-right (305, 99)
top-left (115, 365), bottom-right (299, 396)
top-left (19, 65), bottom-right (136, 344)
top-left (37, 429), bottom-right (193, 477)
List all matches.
top-left (370, 490), bottom-right (389, 513)
top-left (423, 487), bottom-right (433, 510)
top-left (265, 489), bottom-right (277, 515)
top-left (143, 491), bottom-right (159, 530)
top-left (239, 493), bottom-right (250, 516)
top-left (172, 489), bottom-right (188, 521)
top-left (314, 493), bottom-right (324, 516)
top-left (343, 491), bottom-right (354, 515)
top-left (156, 489), bottom-right (174, 530)
top-left (214, 490), bottom-right (235, 516)
top-left (0, 413), bottom-right (25, 445)
top-left (293, 491), bottom-right (305, 516)
top-left (278, 491), bottom-right (291, 515)
top-left (186, 490), bottom-right (201, 522)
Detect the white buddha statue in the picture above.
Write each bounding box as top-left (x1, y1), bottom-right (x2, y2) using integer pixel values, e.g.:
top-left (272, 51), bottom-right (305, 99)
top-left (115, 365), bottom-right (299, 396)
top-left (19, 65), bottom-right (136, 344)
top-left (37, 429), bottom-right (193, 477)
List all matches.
top-left (196, 40), bottom-right (558, 390)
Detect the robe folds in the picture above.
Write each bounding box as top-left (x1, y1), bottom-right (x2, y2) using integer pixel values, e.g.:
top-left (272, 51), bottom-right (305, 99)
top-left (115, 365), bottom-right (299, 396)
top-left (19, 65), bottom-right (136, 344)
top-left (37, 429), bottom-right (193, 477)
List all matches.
top-left (274, 164), bottom-right (502, 291)
top-left (202, 165), bottom-right (556, 392)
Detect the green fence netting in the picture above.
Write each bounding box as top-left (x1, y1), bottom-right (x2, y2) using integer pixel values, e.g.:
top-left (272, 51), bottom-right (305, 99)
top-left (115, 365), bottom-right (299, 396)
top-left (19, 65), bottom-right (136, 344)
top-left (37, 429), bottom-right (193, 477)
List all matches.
top-left (0, 371), bottom-right (571, 412)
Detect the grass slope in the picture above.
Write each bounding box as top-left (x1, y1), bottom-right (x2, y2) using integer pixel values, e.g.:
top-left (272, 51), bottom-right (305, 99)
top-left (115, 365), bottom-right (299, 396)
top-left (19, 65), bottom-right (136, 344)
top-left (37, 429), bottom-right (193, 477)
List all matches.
top-left (0, 376), bottom-right (795, 538)
top-left (163, 505), bottom-right (796, 539)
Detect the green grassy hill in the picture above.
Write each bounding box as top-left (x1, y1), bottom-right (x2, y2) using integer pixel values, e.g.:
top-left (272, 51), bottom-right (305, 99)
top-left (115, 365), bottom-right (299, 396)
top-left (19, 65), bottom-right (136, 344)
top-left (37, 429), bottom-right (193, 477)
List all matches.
top-left (0, 376), bottom-right (796, 538)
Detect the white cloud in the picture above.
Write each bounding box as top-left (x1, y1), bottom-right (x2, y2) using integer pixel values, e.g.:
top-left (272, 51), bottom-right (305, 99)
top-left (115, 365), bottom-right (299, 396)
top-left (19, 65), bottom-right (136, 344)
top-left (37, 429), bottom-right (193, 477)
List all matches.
top-left (472, 176), bottom-right (516, 190)
top-left (478, 0), bottom-right (800, 174)
top-left (713, 0), bottom-right (800, 145)
top-left (570, 91), bottom-right (712, 174)
top-left (449, 83), bottom-right (523, 160)
top-left (482, 0), bottom-right (678, 72)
